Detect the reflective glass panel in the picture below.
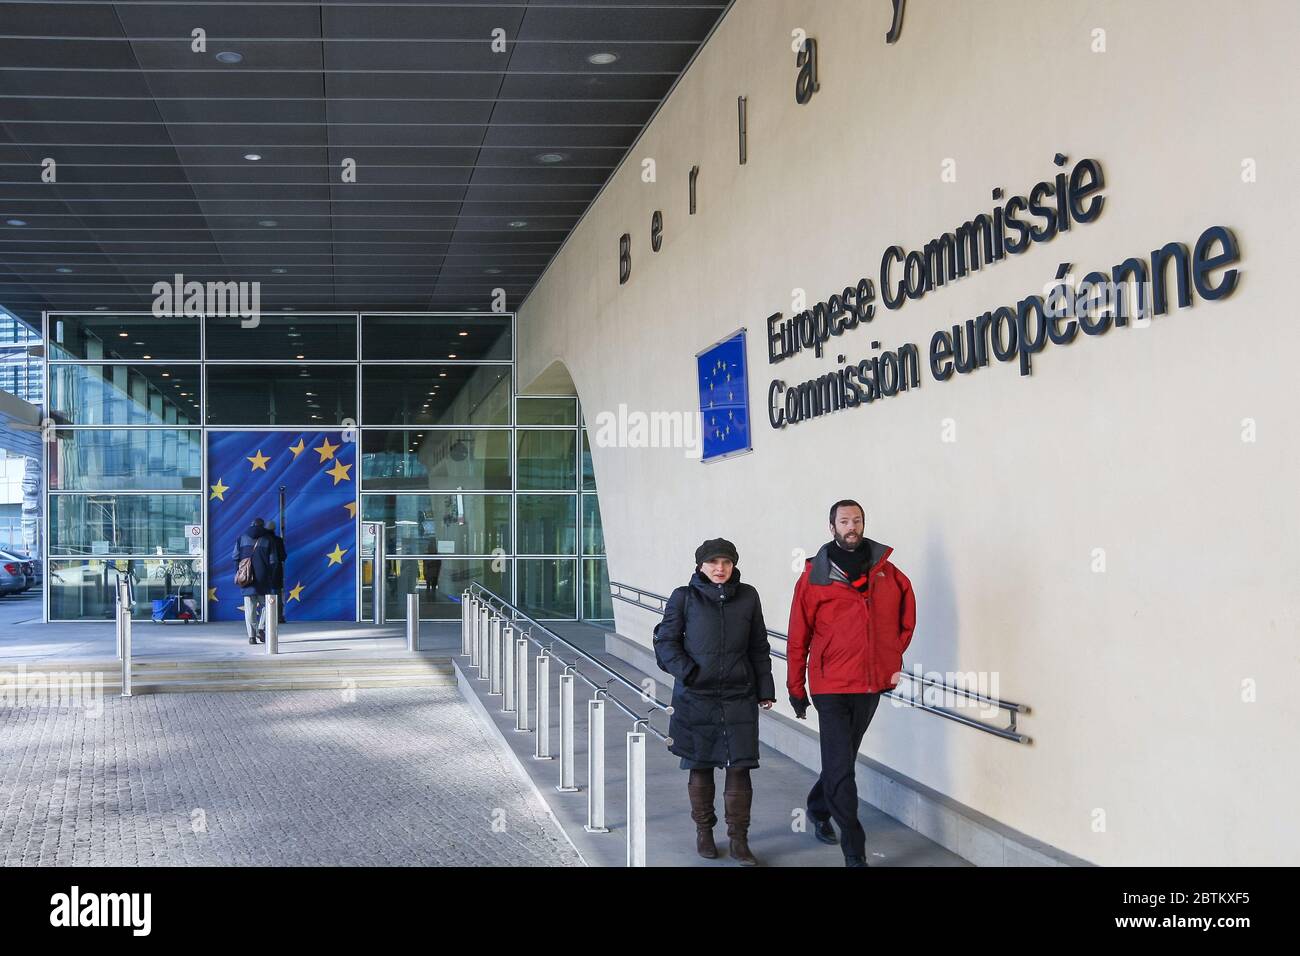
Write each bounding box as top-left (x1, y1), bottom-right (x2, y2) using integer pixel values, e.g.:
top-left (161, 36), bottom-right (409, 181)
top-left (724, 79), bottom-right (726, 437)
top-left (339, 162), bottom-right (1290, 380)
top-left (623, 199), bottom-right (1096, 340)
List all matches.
top-left (361, 314), bottom-right (510, 361)
top-left (360, 494), bottom-right (509, 555)
top-left (51, 364), bottom-right (200, 426)
top-left (518, 558), bottom-right (576, 619)
top-left (360, 429), bottom-right (511, 491)
top-left (517, 494), bottom-right (576, 555)
top-left (362, 365), bottom-right (510, 426)
top-left (206, 364), bottom-right (356, 425)
top-left (48, 558), bottom-right (202, 621)
top-left (51, 429), bottom-right (202, 491)
top-left (583, 559), bottom-right (613, 620)
top-left (205, 313), bottom-right (357, 360)
top-left (49, 314), bottom-right (199, 361)
top-left (582, 494), bottom-right (605, 556)
top-left (516, 398), bottom-right (576, 426)
top-left (363, 558), bottom-right (510, 622)
top-left (51, 494), bottom-right (201, 556)
top-left (516, 429), bottom-right (576, 490)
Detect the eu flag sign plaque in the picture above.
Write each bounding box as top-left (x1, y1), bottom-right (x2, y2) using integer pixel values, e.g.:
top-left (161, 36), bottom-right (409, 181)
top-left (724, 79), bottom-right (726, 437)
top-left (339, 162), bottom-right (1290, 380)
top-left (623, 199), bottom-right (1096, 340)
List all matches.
top-left (696, 329), bottom-right (752, 463)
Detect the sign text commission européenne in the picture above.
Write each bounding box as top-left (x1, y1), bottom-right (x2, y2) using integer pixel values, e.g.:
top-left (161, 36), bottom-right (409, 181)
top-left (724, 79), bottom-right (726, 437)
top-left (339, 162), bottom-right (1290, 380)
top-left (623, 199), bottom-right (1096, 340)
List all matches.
top-left (765, 155), bottom-right (1241, 429)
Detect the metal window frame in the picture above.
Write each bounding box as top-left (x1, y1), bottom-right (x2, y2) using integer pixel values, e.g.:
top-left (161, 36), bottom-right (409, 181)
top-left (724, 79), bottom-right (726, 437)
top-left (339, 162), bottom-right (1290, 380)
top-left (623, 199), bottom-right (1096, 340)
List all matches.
top-left (39, 308), bottom-right (612, 624)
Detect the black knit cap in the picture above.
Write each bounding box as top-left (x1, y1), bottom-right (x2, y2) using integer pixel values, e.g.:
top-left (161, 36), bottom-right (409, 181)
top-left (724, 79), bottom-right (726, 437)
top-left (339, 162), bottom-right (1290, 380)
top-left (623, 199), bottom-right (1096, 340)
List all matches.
top-left (695, 537), bottom-right (739, 566)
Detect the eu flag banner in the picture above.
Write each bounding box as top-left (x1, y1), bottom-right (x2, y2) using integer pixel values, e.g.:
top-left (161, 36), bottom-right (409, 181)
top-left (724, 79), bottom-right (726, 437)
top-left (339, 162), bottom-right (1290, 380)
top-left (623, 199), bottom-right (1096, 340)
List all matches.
top-left (207, 431), bottom-right (357, 622)
top-left (697, 330), bottom-right (752, 462)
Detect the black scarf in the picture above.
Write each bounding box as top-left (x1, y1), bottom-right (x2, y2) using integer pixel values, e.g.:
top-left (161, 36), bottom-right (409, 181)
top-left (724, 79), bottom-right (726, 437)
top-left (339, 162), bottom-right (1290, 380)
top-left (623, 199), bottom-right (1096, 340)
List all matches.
top-left (828, 541), bottom-right (871, 592)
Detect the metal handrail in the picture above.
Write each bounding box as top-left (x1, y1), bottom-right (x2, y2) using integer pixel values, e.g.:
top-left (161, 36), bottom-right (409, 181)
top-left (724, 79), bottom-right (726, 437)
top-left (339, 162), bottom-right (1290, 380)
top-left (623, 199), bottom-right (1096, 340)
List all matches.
top-left (608, 579), bottom-right (1031, 744)
top-left (469, 583), bottom-right (671, 743)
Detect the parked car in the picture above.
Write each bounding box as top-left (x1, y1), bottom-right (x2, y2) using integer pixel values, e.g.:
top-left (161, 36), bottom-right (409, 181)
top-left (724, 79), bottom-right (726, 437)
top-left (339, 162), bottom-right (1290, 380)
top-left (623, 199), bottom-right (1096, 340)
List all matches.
top-left (0, 550), bottom-right (35, 593)
top-left (0, 559), bottom-right (27, 597)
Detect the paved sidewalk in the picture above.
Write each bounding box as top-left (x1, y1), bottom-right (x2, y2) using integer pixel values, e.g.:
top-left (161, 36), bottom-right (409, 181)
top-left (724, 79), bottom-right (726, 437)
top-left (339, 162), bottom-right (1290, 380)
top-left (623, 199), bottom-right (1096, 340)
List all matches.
top-left (457, 622), bottom-right (968, 868)
top-left (0, 687), bottom-right (583, 867)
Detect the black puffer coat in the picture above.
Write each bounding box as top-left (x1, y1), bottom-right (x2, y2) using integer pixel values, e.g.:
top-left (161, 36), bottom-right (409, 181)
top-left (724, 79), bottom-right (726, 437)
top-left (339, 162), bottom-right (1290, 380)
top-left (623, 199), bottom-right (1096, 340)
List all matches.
top-left (231, 525), bottom-right (282, 597)
top-left (652, 569), bottom-right (777, 769)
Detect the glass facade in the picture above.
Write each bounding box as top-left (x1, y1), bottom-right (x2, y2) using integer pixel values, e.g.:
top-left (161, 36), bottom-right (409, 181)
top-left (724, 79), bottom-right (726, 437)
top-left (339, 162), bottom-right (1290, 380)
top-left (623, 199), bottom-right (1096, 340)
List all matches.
top-left (42, 312), bottom-right (609, 622)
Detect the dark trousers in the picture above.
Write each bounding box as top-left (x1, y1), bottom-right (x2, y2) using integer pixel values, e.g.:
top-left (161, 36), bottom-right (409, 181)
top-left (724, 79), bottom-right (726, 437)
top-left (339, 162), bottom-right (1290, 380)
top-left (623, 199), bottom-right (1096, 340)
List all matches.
top-left (807, 692), bottom-right (882, 858)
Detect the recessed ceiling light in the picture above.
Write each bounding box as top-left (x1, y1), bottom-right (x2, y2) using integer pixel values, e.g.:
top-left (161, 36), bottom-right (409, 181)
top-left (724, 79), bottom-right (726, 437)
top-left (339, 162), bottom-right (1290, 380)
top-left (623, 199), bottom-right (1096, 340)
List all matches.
top-left (271, 267), bottom-right (286, 274)
top-left (483, 268), bottom-right (501, 275)
top-left (466, 307), bottom-right (480, 312)
top-left (588, 52), bottom-right (619, 65)
top-left (447, 354), bottom-right (457, 359)
top-left (295, 354), bottom-right (305, 359)
top-left (161, 373), bottom-right (170, 378)
top-left (118, 332), bottom-right (128, 338)
top-left (142, 354), bottom-right (152, 359)
top-left (458, 331), bottom-right (469, 336)
top-left (508, 220), bottom-right (527, 229)
top-left (56, 267), bottom-right (73, 273)
top-left (536, 152), bottom-right (567, 164)
top-left (258, 219), bottom-right (278, 227)
top-left (133, 341), bottom-right (144, 345)
top-left (5, 219), bottom-right (26, 226)
top-left (215, 51), bottom-right (243, 64)
top-left (94, 305), bottom-right (108, 311)
top-left (439, 373), bottom-right (447, 378)
top-left (243, 153), bottom-right (262, 162)
top-left (283, 307), bottom-right (295, 311)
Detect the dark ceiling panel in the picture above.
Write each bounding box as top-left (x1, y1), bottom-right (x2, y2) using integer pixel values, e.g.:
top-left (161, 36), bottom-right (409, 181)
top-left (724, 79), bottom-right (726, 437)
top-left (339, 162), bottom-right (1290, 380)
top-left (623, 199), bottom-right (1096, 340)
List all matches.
top-left (0, 0), bottom-right (730, 314)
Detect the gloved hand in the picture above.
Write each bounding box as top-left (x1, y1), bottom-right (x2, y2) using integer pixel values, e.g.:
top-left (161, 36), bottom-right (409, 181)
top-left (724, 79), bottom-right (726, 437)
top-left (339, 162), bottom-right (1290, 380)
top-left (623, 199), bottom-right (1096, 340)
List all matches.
top-left (789, 694), bottom-right (810, 719)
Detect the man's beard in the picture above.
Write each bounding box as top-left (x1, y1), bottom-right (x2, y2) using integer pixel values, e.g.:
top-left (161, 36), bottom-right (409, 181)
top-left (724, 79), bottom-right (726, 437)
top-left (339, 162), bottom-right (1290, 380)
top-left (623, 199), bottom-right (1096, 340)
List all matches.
top-left (833, 531), bottom-right (862, 551)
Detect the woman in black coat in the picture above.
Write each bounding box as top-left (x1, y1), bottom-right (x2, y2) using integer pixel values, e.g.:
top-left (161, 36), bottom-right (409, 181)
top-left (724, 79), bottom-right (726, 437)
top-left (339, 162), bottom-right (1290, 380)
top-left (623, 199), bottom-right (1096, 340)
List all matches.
top-left (653, 538), bottom-right (776, 864)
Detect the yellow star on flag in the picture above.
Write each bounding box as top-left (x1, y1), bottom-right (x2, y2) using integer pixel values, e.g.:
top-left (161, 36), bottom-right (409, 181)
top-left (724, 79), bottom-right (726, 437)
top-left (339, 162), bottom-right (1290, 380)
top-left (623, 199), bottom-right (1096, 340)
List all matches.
top-left (210, 478), bottom-right (229, 501)
top-left (287, 582), bottom-right (304, 603)
top-left (247, 449), bottom-right (271, 471)
top-left (325, 459), bottom-right (352, 485)
top-left (314, 437), bottom-right (339, 462)
top-left (289, 438), bottom-right (306, 457)
top-left (208, 587), bottom-right (218, 603)
top-left (344, 501), bottom-right (358, 519)
top-left (326, 544), bottom-right (348, 566)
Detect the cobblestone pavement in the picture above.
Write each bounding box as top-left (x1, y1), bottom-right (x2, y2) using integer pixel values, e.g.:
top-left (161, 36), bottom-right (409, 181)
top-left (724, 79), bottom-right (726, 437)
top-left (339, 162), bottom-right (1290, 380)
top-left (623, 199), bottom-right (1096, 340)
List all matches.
top-left (0, 688), bottom-right (583, 867)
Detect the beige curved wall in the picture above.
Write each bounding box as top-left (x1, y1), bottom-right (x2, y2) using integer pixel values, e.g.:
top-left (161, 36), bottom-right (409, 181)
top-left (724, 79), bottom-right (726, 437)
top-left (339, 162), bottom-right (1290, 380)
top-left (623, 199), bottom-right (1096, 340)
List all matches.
top-left (517, 0), bottom-right (1300, 865)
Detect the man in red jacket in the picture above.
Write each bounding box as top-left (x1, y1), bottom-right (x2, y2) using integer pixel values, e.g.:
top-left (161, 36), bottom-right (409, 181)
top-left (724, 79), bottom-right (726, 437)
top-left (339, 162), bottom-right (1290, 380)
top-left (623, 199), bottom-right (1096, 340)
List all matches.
top-left (787, 499), bottom-right (916, 866)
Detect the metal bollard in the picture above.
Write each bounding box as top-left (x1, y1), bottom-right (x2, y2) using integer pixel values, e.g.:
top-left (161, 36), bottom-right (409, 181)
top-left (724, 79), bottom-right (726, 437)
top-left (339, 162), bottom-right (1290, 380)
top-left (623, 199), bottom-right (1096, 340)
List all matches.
top-left (115, 581), bottom-right (127, 660)
top-left (585, 697), bottom-right (609, 833)
top-left (627, 729), bottom-right (647, 866)
top-left (120, 595), bottom-right (133, 699)
top-left (460, 591), bottom-right (471, 656)
top-left (265, 594), bottom-right (279, 655)
top-left (514, 637), bottom-right (530, 732)
top-left (488, 615), bottom-right (503, 695)
top-left (406, 593), bottom-right (420, 652)
top-left (557, 670), bottom-right (578, 791)
top-left (478, 607), bottom-right (490, 677)
top-left (469, 599), bottom-right (481, 668)
top-left (534, 654), bottom-right (552, 759)
top-left (501, 625), bottom-right (515, 713)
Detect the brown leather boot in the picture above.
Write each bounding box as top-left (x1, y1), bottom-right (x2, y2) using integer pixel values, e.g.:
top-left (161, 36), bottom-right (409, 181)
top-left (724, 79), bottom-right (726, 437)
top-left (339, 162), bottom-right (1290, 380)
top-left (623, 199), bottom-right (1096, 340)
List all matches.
top-left (687, 776), bottom-right (718, 859)
top-left (724, 787), bottom-right (758, 865)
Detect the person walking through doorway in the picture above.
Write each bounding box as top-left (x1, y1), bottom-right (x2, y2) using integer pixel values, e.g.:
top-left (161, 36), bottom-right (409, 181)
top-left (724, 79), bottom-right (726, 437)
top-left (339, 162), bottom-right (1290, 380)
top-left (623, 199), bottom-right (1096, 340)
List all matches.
top-left (232, 517), bottom-right (281, 644)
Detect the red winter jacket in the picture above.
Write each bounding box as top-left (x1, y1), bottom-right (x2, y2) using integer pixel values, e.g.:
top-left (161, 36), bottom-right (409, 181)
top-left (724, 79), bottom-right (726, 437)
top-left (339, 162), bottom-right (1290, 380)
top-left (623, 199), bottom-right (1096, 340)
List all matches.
top-left (786, 539), bottom-right (916, 698)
